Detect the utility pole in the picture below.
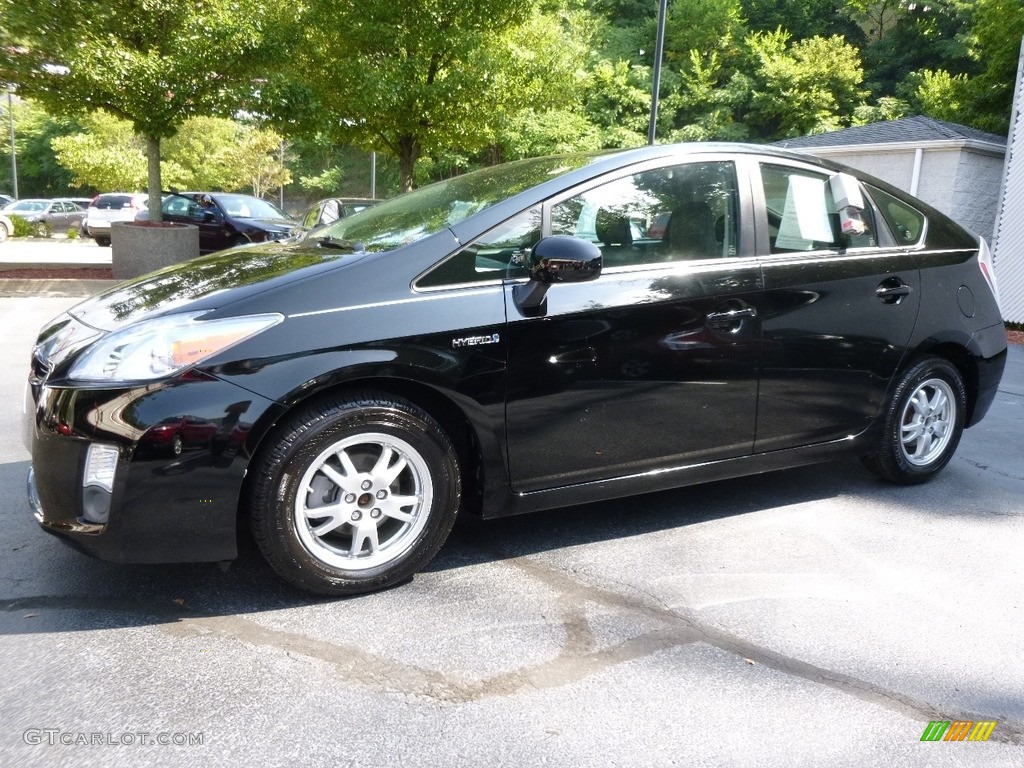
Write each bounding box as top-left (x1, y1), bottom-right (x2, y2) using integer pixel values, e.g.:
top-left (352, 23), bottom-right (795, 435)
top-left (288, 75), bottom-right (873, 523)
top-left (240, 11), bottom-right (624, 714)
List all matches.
top-left (6, 88), bottom-right (18, 198)
top-left (370, 152), bottom-right (376, 199)
top-left (278, 140), bottom-right (285, 210)
top-left (647, 0), bottom-right (669, 146)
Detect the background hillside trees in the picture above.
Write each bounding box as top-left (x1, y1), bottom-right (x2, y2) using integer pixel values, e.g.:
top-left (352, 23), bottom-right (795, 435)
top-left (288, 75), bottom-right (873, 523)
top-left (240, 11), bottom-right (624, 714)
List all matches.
top-left (0, 0), bottom-right (295, 218)
top-left (1, 0), bottom-right (1022, 200)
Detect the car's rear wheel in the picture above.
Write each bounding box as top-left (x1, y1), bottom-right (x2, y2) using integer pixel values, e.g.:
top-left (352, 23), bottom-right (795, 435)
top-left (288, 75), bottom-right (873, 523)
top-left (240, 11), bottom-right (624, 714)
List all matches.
top-left (248, 393), bottom-right (461, 595)
top-left (862, 357), bottom-right (966, 484)
top-left (94, 236), bottom-right (111, 247)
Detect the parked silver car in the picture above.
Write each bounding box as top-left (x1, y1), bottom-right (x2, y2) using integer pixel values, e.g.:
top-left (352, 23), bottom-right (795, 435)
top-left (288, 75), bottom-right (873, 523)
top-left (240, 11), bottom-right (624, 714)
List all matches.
top-left (1, 198), bottom-right (87, 235)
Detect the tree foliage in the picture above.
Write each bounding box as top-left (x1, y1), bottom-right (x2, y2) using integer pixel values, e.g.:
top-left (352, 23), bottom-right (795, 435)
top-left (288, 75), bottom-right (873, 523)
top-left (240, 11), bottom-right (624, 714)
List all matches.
top-left (3, 0), bottom-right (1024, 199)
top-left (51, 112), bottom-right (290, 196)
top-left (0, 0), bottom-right (295, 217)
top-left (280, 0), bottom-right (594, 191)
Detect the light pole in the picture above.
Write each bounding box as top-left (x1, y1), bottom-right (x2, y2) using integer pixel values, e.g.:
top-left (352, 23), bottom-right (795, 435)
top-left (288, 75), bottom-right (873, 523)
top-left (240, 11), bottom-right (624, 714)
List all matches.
top-left (6, 87), bottom-right (17, 198)
top-left (647, 0), bottom-right (669, 146)
top-left (370, 151), bottom-right (376, 199)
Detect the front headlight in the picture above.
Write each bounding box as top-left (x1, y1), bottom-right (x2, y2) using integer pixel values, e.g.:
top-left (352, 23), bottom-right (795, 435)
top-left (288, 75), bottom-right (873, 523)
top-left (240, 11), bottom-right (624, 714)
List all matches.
top-left (68, 312), bottom-right (284, 382)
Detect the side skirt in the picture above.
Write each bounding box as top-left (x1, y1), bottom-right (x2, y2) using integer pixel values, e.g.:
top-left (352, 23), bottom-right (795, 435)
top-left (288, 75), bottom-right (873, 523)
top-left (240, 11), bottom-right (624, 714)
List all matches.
top-left (485, 429), bottom-right (875, 519)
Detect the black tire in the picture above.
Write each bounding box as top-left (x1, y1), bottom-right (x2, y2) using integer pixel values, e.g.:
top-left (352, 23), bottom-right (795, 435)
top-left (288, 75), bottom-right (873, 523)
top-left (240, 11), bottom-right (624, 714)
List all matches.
top-left (94, 236), bottom-right (111, 247)
top-left (0, 222), bottom-right (8, 243)
top-left (862, 357), bottom-right (966, 484)
top-left (170, 433), bottom-right (184, 457)
top-left (248, 393), bottom-right (461, 595)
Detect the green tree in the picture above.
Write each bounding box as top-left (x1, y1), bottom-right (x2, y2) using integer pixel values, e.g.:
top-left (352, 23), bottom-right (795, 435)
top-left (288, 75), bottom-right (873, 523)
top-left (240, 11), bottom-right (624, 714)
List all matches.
top-left (0, 98), bottom-right (83, 197)
top-left (743, 31), bottom-right (868, 138)
top-left (226, 128), bottom-right (291, 198)
top-left (53, 113), bottom-right (290, 196)
top-left (0, 0), bottom-right (295, 219)
top-left (743, 0), bottom-right (865, 42)
top-left (51, 111), bottom-right (148, 191)
top-left (284, 0), bottom-right (593, 191)
top-left (961, 0), bottom-right (1024, 134)
top-left (861, 0), bottom-right (974, 97)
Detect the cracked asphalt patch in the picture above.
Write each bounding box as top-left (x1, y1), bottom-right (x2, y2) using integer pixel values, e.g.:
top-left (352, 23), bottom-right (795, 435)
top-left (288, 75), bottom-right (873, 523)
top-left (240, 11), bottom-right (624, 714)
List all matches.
top-left (1, 298), bottom-right (1022, 767)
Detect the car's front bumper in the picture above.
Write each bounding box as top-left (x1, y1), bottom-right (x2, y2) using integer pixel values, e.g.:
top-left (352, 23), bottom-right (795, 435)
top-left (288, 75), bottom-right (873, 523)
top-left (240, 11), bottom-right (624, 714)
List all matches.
top-left (25, 374), bottom-right (281, 563)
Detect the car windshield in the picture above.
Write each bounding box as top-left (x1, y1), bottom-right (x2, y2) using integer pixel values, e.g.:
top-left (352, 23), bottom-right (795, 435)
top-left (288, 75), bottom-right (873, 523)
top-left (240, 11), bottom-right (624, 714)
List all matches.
top-left (6, 200), bottom-right (47, 212)
top-left (215, 195), bottom-right (290, 220)
top-left (315, 154), bottom-right (596, 252)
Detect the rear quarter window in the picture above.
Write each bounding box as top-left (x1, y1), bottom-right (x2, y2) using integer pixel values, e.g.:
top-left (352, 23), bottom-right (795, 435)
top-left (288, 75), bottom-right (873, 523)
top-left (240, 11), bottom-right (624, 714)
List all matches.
top-left (94, 196), bottom-right (132, 210)
top-left (866, 185), bottom-right (926, 246)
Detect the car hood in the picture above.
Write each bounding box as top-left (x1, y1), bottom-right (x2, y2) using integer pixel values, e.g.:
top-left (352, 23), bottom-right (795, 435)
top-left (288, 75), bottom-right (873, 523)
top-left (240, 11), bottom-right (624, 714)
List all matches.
top-left (237, 216), bottom-right (294, 231)
top-left (69, 240), bottom-right (368, 332)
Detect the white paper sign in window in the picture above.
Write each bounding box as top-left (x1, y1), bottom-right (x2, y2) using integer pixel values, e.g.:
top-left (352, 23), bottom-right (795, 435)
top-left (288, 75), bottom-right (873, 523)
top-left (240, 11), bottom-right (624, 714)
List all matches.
top-left (775, 175), bottom-right (833, 250)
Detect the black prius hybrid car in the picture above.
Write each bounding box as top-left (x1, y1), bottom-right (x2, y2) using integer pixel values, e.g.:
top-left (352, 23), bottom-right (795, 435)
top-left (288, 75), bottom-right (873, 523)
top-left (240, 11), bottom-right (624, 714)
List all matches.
top-left (24, 143), bottom-right (1007, 595)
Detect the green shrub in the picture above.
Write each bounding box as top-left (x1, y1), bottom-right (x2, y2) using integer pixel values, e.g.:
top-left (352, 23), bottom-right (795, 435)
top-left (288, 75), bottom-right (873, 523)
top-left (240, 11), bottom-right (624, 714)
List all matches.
top-left (66, 226), bottom-right (80, 240)
top-left (10, 215), bottom-right (35, 237)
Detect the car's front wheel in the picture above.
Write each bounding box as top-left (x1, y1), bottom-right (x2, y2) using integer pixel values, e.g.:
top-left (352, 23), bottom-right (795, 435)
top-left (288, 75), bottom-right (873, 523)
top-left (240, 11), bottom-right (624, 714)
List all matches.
top-left (248, 393), bottom-right (461, 595)
top-left (862, 356), bottom-right (966, 484)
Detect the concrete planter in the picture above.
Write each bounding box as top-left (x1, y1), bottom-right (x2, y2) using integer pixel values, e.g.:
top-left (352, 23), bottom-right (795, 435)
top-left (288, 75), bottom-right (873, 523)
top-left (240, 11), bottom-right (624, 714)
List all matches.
top-left (111, 222), bottom-right (201, 280)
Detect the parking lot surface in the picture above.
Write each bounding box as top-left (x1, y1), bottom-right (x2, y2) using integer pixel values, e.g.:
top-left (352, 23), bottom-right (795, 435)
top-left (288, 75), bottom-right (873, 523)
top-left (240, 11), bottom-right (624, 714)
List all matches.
top-left (1, 294), bottom-right (1022, 767)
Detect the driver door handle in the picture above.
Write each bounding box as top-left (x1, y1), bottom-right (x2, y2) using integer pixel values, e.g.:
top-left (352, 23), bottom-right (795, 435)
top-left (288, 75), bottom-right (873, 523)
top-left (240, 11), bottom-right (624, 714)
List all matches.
top-left (706, 306), bottom-right (757, 332)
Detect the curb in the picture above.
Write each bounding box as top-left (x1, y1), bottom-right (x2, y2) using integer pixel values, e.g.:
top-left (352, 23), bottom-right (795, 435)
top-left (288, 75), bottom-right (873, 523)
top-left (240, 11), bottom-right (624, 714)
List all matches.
top-left (0, 279), bottom-right (119, 298)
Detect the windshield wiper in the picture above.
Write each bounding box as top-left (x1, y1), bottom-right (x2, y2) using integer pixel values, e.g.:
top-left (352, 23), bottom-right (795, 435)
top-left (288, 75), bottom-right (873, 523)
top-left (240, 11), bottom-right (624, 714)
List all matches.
top-left (312, 236), bottom-right (366, 252)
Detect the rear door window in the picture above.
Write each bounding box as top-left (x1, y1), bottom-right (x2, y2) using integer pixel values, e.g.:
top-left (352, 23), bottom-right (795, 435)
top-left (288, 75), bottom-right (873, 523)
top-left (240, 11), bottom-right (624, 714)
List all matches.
top-left (759, 164), bottom-right (877, 253)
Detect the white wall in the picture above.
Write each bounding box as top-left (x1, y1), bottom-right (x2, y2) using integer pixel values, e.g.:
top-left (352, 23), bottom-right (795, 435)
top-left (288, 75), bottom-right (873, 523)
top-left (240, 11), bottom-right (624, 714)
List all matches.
top-left (799, 146), bottom-right (1003, 240)
top-left (992, 39), bottom-right (1024, 324)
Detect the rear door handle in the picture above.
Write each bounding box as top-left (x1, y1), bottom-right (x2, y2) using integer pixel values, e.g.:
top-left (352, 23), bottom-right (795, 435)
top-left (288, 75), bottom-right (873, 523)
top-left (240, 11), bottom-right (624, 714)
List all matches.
top-left (876, 278), bottom-right (913, 305)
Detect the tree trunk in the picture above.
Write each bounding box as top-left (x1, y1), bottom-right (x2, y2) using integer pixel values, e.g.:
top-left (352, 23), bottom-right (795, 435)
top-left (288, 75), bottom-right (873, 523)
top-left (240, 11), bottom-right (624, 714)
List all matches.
top-left (146, 136), bottom-right (163, 223)
top-left (398, 136), bottom-right (420, 193)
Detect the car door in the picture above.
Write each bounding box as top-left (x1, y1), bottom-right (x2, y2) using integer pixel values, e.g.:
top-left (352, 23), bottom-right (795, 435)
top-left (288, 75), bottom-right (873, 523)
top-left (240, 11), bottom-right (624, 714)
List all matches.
top-left (752, 161), bottom-right (921, 452)
top-left (503, 158), bottom-right (762, 493)
top-left (161, 196), bottom-right (225, 253)
top-left (43, 201), bottom-right (62, 230)
top-left (63, 201), bottom-right (84, 231)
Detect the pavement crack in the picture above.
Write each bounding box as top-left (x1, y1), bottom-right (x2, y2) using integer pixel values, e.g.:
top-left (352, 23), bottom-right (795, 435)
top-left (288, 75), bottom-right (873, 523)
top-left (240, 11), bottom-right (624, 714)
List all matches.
top-left (494, 552), bottom-right (1024, 746)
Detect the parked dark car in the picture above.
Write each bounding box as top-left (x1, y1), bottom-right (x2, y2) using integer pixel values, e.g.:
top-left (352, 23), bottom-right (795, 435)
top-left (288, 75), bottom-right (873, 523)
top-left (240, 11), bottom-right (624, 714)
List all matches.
top-left (24, 143), bottom-right (1006, 596)
top-left (140, 192), bottom-right (296, 254)
top-left (297, 197), bottom-right (381, 232)
top-left (2, 198), bottom-right (86, 234)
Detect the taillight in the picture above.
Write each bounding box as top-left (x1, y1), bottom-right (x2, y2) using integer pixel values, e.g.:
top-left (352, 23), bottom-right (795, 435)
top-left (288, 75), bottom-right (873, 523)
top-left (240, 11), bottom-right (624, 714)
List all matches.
top-left (977, 237), bottom-right (1001, 310)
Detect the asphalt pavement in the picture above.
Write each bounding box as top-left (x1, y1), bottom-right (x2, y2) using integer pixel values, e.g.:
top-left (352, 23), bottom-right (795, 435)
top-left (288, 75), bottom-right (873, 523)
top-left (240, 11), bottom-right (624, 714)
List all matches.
top-left (0, 247), bottom-right (1022, 767)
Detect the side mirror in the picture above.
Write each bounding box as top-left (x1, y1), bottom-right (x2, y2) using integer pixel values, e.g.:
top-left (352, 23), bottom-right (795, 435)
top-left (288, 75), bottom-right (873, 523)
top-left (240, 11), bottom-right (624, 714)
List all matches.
top-left (513, 235), bottom-right (602, 311)
top-left (203, 210), bottom-right (220, 223)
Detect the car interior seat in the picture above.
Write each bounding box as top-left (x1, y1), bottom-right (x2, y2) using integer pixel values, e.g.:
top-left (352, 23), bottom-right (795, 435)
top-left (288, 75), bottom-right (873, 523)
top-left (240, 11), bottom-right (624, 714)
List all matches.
top-left (595, 208), bottom-right (635, 267)
top-left (663, 201), bottom-right (719, 259)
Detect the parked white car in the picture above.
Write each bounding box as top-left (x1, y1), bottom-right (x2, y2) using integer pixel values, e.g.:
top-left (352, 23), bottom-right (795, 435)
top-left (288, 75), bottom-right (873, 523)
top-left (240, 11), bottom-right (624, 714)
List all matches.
top-left (86, 193), bottom-right (148, 246)
top-left (0, 213), bottom-right (12, 243)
